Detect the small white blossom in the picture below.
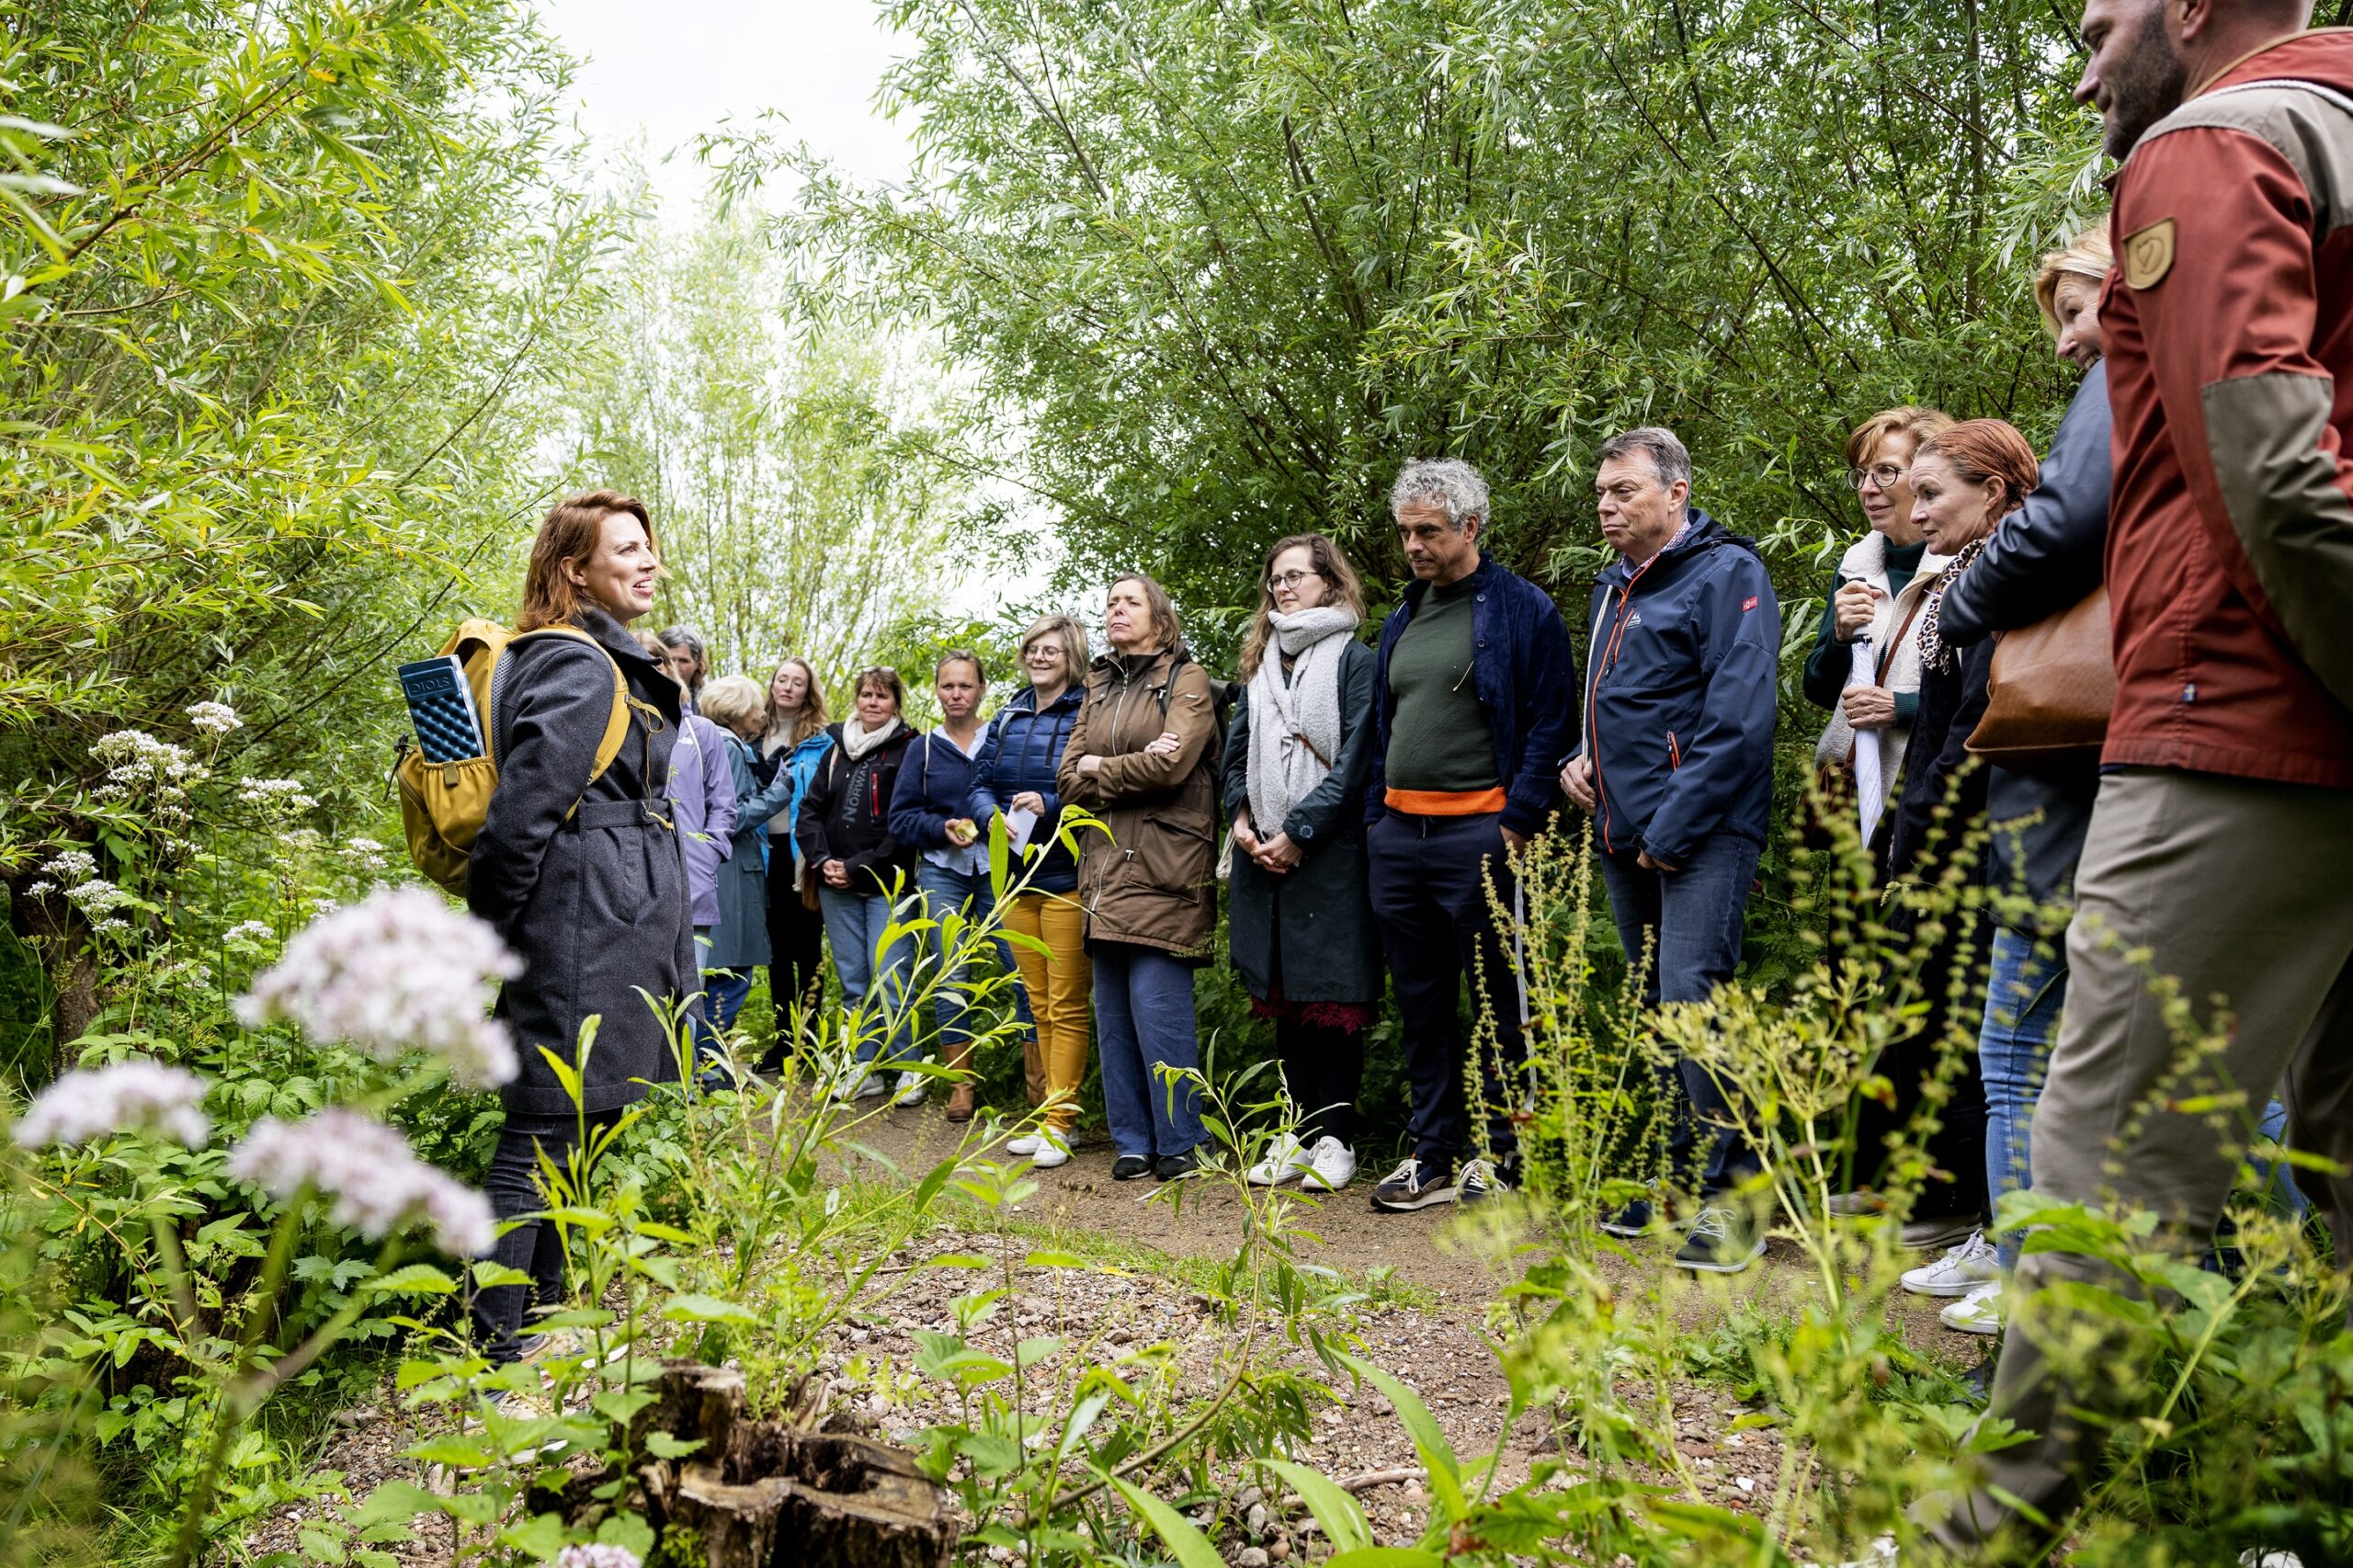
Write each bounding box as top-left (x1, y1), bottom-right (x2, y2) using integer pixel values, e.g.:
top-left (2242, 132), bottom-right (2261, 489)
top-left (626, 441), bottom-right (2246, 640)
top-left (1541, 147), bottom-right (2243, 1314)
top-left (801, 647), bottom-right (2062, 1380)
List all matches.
top-left (93, 917), bottom-right (130, 934)
top-left (25, 881), bottom-right (54, 897)
top-left (226, 1109), bottom-right (494, 1256)
top-left (42, 850), bottom-right (97, 885)
top-left (184, 701), bottom-right (242, 735)
top-left (339, 836), bottom-right (389, 871)
top-left (63, 880), bottom-right (131, 915)
top-left (91, 731), bottom-right (205, 795)
top-left (552, 1549), bottom-right (643, 1568)
top-left (14, 1059), bottom-right (210, 1150)
top-left (236, 777), bottom-right (318, 814)
top-left (235, 886), bottom-right (520, 1089)
top-left (222, 920), bottom-right (274, 946)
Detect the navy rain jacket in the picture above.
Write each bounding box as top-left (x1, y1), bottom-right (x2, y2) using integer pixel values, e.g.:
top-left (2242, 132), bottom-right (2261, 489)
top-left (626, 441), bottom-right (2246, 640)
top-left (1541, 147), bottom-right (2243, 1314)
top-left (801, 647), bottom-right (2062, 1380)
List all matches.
top-left (966, 683), bottom-right (1085, 893)
top-left (1577, 512), bottom-right (1779, 866)
top-left (889, 727), bottom-right (985, 856)
top-left (1364, 552), bottom-right (1580, 839)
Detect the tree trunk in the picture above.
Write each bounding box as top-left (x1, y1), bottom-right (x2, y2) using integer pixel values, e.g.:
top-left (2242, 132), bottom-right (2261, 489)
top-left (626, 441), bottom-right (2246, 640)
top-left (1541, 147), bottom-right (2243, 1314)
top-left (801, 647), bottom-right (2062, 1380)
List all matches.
top-left (562, 1360), bottom-right (957, 1568)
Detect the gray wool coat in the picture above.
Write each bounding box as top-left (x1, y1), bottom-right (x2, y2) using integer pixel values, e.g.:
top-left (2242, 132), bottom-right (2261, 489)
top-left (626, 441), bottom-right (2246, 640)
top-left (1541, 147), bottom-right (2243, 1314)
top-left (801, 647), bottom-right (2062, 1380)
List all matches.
top-left (468, 608), bottom-right (698, 1116)
top-left (1221, 637), bottom-right (1383, 1006)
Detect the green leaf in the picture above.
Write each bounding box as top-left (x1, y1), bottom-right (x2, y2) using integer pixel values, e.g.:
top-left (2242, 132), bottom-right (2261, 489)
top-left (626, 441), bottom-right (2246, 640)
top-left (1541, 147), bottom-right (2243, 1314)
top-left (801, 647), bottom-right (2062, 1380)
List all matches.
top-left (1324, 1551), bottom-right (1445, 1568)
top-left (660, 1293), bottom-right (757, 1326)
top-left (362, 1264), bottom-right (457, 1296)
top-left (1108, 1475), bottom-right (1226, 1568)
top-left (644, 1431), bottom-right (705, 1459)
top-left (352, 1481), bottom-right (443, 1528)
top-left (1264, 1460), bottom-right (1374, 1554)
top-left (1336, 1353), bottom-right (1462, 1514)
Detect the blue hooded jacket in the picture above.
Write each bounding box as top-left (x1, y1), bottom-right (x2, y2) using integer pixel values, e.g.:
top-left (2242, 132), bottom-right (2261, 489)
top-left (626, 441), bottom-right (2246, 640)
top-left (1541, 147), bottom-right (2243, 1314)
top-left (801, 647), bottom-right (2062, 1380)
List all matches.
top-left (967, 683), bottom-right (1085, 892)
top-left (1364, 552), bottom-right (1580, 838)
top-left (1577, 511), bottom-right (1779, 866)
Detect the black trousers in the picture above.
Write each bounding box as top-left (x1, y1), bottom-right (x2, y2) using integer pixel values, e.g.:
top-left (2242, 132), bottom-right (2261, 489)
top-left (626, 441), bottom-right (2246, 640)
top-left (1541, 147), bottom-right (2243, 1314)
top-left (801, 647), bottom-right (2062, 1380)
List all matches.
top-left (1365, 810), bottom-right (1527, 1173)
top-left (765, 881), bottom-right (827, 1054)
top-left (1275, 1015), bottom-right (1363, 1146)
top-left (470, 1107), bottom-right (620, 1362)
top-left (1854, 911), bottom-right (1993, 1219)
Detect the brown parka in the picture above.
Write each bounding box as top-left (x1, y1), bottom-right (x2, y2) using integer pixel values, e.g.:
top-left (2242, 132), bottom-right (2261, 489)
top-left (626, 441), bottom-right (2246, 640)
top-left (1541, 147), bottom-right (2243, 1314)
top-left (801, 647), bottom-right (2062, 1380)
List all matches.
top-left (1056, 648), bottom-right (1221, 960)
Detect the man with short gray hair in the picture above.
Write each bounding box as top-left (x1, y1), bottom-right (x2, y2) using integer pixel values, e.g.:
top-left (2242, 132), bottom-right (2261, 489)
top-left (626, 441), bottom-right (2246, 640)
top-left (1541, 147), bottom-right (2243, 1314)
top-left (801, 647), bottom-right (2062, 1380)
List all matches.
top-left (1362, 457), bottom-right (1579, 1213)
top-left (1562, 426), bottom-right (1779, 1272)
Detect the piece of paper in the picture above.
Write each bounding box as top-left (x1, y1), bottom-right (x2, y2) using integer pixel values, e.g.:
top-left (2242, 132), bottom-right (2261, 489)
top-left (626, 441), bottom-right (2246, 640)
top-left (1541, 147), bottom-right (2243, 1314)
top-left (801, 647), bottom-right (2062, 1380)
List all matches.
top-left (1005, 806), bottom-right (1039, 853)
top-left (1847, 641), bottom-right (1884, 848)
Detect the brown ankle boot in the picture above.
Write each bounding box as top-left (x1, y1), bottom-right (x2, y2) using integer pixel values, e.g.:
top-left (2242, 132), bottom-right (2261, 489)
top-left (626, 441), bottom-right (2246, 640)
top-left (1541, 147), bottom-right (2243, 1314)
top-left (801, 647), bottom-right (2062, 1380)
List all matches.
top-left (945, 1044), bottom-right (977, 1122)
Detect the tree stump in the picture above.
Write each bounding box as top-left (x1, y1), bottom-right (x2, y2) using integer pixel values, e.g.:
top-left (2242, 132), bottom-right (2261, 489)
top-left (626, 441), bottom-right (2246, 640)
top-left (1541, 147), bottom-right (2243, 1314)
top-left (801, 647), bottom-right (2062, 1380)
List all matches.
top-left (609, 1360), bottom-right (956, 1568)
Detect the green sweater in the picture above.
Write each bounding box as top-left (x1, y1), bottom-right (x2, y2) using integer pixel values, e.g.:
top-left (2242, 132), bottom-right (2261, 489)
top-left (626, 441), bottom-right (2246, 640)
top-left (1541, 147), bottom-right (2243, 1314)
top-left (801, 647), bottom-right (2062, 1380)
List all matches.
top-left (1802, 539), bottom-right (1928, 722)
top-left (1384, 577), bottom-right (1498, 792)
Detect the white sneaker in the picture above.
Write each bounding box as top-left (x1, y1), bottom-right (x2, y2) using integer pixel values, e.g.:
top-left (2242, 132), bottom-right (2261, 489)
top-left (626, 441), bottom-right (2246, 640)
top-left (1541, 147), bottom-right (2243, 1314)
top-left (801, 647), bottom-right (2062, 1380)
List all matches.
top-left (1029, 1131), bottom-right (1071, 1169)
top-left (1939, 1279), bottom-right (2002, 1335)
top-left (1245, 1132), bottom-right (1307, 1187)
top-left (891, 1070), bottom-right (926, 1108)
top-left (1298, 1137), bottom-right (1357, 1192)
top-left (833, 1071), bottom-right (883, 1102)
top-left (1005, 1134), bottom-right (1043, 1156)
top-left (1902, 1229), bottom-right (1998, 1298)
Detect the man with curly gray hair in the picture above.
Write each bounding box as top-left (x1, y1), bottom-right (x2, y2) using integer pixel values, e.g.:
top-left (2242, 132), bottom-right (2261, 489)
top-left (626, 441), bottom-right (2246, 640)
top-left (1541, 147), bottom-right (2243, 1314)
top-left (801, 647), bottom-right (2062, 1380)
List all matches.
top-left (1362, 457), bottom-right (1580, 1215)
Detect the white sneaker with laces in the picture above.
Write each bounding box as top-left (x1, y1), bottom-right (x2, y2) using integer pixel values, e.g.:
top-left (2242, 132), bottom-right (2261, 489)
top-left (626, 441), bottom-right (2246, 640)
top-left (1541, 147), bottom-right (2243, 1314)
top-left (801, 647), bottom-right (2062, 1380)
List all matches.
top-left (1939, 1278), bottom-right (2003, 1335)
top-left (1005, 1134), bottom-right (1043, 1156)
top-left (1902, 1229), bottom-right (1998, 1298)
top-left (1245, 1132), bottom-right (1307, 1187)
top-left (1298, 1137), bottom-right (1357, 1192)
top-left (891, 1070), bottom-right (926, 1107)
top-left (1029, 1131), bottom-right (1071, 1169)
top-left (833, 1071), bottom-right (881, 1103)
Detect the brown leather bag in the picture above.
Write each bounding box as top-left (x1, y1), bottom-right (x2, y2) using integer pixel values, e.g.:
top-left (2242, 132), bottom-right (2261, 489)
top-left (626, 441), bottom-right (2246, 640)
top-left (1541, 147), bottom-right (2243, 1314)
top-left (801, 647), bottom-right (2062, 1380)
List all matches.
top-left (1965, 585), bottom-right (2115, 773)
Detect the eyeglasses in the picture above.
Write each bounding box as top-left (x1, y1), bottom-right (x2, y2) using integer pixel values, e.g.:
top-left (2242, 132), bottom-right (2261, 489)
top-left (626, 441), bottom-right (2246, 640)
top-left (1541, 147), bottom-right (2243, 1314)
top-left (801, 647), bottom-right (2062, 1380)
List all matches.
top-left (1267, 568), bottom-right (1323, 594)
top-left (1846, 463), bottom-right (1908, 492)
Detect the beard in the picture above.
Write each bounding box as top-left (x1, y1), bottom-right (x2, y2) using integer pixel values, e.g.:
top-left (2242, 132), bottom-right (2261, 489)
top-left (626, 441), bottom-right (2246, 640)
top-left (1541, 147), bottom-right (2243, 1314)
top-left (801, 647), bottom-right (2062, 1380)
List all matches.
top-left (2103, 4), bottom-right (2191, 159)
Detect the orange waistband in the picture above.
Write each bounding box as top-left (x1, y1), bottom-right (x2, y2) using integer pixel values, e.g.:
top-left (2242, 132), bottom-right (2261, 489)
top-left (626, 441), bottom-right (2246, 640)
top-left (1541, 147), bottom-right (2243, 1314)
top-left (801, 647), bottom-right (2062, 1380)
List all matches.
top-left (1383, 786), bottom-right (1507, 816)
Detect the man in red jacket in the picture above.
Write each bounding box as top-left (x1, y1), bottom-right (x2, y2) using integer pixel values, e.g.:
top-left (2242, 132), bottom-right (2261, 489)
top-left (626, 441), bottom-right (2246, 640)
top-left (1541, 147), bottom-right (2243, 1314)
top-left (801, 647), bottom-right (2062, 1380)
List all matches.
top-left (1934, 0), bottom-right (2353, 1554)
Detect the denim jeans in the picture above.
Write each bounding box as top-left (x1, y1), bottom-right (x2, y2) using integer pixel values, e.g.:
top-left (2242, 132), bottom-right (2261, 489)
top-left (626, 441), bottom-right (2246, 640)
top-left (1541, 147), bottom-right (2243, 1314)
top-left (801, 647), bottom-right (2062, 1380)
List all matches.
top-left (1092, 940), bottom-right (1203, 1158)
top-left (915, 860), bottom-right (1029, 1053)
top-left (819, 888), bottom-right (917, 1067)
top-left (1978, 926), bottom-right (2068, 1268)
top-left (472, 1107), bottom-right (619, 1362)
top-left (1597, 835), bottom-right (1763, 1197)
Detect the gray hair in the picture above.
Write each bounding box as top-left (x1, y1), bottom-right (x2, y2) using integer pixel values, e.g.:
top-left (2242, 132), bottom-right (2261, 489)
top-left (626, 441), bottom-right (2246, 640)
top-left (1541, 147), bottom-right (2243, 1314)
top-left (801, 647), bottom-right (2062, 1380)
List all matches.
top-left (655, 624), bottom-right (706, 661)
top-left (1596, 426), bottom-right (1693, 494)
top-left (1389, 458), bottom-right (1492, 532)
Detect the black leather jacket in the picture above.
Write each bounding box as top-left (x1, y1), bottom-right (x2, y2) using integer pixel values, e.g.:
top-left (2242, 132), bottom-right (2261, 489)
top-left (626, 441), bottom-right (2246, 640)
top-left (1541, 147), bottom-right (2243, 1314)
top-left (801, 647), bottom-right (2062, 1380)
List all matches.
top-left (1936, 361), bottom-right (2110, 929)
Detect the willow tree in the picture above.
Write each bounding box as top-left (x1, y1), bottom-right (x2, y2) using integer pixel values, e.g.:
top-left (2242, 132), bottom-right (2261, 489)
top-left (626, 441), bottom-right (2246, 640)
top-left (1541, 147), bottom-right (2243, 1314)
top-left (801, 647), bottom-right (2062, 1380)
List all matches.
top-left (769, 0), bottom-right (2105, 644)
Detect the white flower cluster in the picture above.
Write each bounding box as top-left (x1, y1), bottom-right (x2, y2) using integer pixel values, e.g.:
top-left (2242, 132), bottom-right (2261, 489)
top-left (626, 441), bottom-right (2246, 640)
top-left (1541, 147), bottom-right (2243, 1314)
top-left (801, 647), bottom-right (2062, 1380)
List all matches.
top-left (227, 1108), bottom-right (494, 1256)
top-left (223, 920), bottom-right (274, 946)
top-left (93, 917), bottom-right (130, 935)
top-left (235, 886), bottom-right (521, 1089)
top-left (551, 1548), bottom-right (642, 1568)
top-left (91, 730), bottom-right (207, 804)
top-left (43, 849), bottom-right (97, 885)
top-left (64, 880), bottom-right (132, 915)
top-left (340, 836), bottom-right (389, 871)
top-left (184, 700), bottom-right (242, 736)
top-left (24, 881), bottom-right (54, 897)
top-left (14, 1059), bottom-right (211, 1150)
top-left (236, 777), bottom-right (318, 815)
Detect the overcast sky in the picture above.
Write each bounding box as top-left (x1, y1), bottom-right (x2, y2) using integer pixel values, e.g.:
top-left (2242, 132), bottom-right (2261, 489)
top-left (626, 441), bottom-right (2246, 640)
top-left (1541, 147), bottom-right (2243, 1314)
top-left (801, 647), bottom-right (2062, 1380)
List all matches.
top-left (539, 0), bottom-right (916, 210)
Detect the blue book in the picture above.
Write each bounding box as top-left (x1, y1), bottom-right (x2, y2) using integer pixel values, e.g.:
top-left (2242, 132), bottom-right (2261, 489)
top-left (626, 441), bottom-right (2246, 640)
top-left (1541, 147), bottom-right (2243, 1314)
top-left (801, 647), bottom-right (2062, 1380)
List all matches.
top-left (399, 655), bottom-right (485, 763)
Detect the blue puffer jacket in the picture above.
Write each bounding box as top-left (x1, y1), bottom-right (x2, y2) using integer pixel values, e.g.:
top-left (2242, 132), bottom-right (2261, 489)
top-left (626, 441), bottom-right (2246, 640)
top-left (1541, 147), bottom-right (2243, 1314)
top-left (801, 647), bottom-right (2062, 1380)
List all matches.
top-left (1577, 512), bottom-right (1780, 866)
top-left (1364, 553), bottom-right (1579, 838)
top-left (889, 727), bottom-right (985, 852)
top-left (967, 684), bottom-right (1084, 893)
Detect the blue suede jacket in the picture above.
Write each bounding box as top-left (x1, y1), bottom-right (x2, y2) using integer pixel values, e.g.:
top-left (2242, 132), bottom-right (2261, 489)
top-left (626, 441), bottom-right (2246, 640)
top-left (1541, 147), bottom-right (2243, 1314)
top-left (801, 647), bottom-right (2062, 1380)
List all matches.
top-left (1364, 552), bottom-right (1580, 839)
top-left (1577, 511), bottom-right (1779, 866)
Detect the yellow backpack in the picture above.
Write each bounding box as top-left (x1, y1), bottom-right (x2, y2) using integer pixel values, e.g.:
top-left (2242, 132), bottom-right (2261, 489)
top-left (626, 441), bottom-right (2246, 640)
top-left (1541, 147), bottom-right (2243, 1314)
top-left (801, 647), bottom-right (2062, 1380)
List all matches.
top-left (394, 619), bottom-right (637, 894)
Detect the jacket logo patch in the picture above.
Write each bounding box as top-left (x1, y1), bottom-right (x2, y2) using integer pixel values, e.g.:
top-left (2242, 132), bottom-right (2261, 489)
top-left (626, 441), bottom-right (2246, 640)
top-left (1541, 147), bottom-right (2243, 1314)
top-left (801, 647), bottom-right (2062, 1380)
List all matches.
top-left (2124, 218), bottom-right (2175, 289)
top-left (1742, 595), bottom-right (1759, 612)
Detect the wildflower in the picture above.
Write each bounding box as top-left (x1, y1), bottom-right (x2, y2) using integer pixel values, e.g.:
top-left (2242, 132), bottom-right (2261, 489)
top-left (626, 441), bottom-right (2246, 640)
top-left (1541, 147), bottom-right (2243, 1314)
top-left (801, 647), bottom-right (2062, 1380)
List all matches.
top-left (25, 881), bottom-right (54, 897)
top-left (42, 849), bottom-right (97, 885)
top-left (184, 700), bottom-right (242, 735)
top-left (551, 1548), bottom-right (643, 1568)
top-left (236, 777), bottom-right (318, 814)
top-left (226, 1109), bottom-right (494, 1256)
top-left (91, 731), bottom-right (205, 794)
top-left (235, 886), bottom-right (520, 1089)
top-left (64, 880), bottom-right (132, 915)
top-left (94, 917), bottom-right (130, 934)
top-left (340, 836), bottom-right (389, 871)
top-left (223, 920), bottom-right (274, 946)
top-left (14, 1059), bottom-right (211, 1150)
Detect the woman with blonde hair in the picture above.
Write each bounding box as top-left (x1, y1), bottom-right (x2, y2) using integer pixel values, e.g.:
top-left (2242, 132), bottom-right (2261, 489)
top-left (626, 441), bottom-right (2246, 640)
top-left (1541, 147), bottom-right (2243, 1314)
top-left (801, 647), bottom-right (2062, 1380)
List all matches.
top-left (756, 657), bottom-right (832, 1061)
top-left (968, 614), bottom-right (1092, 1157)
top-left (1224, 534), bottom-right (1382, 1193)
top-left (696, 675), bottom-right (775, 1046)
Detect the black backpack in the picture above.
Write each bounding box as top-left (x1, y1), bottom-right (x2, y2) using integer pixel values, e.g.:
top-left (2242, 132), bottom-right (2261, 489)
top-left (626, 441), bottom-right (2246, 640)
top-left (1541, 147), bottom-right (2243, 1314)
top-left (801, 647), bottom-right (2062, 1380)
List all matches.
top-left (1159, 651), bottom-right (1236, 815)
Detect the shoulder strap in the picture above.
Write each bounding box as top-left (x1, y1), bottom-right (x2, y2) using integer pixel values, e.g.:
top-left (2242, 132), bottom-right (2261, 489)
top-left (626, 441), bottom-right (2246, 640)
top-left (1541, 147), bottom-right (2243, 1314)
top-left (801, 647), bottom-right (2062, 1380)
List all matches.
top-left (2207, 77), bottom-right (2353, 119)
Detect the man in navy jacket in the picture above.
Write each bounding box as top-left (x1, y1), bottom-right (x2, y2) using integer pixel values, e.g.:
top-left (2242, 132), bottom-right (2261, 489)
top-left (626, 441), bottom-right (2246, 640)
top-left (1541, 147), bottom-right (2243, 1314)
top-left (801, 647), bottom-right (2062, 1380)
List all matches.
top-left (1562, 427), bottom-right (1779, 1273)
top-left (1363, 457), bottom-right (1579, 1213)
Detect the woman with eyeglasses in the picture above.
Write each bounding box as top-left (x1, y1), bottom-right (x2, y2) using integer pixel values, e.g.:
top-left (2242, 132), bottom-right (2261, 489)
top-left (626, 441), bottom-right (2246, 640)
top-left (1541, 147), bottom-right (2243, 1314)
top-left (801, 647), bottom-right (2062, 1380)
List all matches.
top-left (1802, 405), bottom-right (1956, 848)
top-left (1224, 535), bottom-right (1382, 1193)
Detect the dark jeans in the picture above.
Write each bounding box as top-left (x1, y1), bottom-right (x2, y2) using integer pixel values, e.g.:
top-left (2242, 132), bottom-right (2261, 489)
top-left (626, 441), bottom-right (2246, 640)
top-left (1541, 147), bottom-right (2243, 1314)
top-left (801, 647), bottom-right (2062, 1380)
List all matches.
top-left (1859, 904), bottom-right (1992, 1219)
top-left (764, 879), bottom-right (827, 1055)
top-left (1092, 941), bottom-right (1203, 1158)
top-left (472, 1107), bottom-right (620, 1363)
top-left (1275, 1015), bottom-right (1363, 1146)
top-left (1597, 835), bottom-right (1763, 1197)
top-left (1366, 810), bottom-right (1528, 1175)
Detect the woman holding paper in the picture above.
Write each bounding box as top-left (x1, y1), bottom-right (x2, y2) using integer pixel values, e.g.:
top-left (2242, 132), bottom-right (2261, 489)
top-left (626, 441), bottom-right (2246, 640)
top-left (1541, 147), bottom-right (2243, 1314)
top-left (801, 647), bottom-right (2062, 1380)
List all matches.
top-left (967, 615), bottom-right (1091, 1163)
top-left (1222, 534), bottom-right (1381, 1194)
top-left (1802, 405), bottom-right (1955, 849)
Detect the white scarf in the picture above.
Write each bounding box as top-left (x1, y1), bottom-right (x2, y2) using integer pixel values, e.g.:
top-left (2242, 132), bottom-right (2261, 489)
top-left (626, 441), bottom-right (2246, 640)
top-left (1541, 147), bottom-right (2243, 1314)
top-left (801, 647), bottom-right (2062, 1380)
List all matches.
top-left (838, 714), bottom-right (903, 761)
top-left (1246, 606), bottom-right (1356, 836)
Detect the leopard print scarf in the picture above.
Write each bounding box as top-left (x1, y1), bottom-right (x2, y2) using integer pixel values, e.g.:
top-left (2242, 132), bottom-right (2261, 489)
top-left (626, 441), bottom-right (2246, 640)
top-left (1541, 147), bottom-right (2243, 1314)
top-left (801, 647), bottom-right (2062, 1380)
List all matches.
top-left (1915, 536), bottom-right (1989, 675)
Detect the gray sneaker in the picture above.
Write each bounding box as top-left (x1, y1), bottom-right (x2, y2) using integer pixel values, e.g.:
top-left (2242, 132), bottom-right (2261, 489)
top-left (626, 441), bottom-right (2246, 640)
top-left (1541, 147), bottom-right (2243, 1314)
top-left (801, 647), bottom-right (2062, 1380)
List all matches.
top-left (1674, 1205), bottom-right (1765, 1274)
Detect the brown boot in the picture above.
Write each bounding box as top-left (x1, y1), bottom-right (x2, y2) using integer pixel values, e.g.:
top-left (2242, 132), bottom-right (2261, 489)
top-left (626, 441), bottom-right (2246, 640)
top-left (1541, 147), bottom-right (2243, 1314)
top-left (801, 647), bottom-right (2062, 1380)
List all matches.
top-left (945, 1043), bottom-right (977, 1122)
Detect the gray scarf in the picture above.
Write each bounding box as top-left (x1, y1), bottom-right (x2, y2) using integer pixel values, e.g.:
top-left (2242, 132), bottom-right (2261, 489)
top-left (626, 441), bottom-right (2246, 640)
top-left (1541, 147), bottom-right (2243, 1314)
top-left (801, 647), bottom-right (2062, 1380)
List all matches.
top-left (1245, 606), bottom-right (1356, 837)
